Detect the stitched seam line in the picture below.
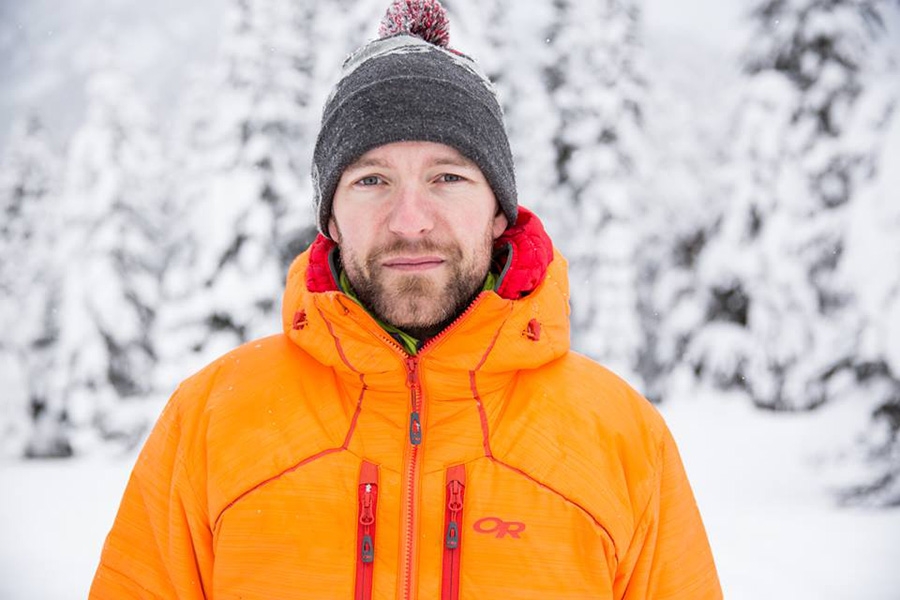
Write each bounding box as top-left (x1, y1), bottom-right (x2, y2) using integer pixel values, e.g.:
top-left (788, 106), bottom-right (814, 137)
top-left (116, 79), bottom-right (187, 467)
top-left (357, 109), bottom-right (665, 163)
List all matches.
top-left (212, 448), bottom-right (344, 534)
top-left (212, 351), bottom-right (368, 533)
top-left (489, 457), bottom-right (619, 560)
top-left (468, 305), bottom-right (513, 458)
top-left (315, 299), bottom-right (362, 374)
top-left (470, 371), bottom-right (493, 458)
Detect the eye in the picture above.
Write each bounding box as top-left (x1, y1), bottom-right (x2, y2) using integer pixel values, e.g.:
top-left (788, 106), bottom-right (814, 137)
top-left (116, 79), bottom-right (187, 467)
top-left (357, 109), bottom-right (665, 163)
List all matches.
top-left (356, 175), bottom-right (382, 186)
top-left (439, 173), bottom-right (464, 183)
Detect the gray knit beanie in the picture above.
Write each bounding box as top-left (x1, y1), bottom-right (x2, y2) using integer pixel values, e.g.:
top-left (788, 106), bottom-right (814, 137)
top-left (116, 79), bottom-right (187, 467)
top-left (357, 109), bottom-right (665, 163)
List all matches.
top-left (312, 0), bottom-right (518, 238)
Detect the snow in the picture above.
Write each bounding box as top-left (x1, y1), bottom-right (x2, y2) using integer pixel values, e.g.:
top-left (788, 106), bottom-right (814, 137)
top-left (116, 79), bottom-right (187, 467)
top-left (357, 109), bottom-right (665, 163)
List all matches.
top-left (0, 457), bottom-right (131, 599)
top-left (1, 394), bottom-right (898, 600)
top-left (2, 0), bottom-right (900, 597)
top-left (663, 394), bottom-right (900, 599)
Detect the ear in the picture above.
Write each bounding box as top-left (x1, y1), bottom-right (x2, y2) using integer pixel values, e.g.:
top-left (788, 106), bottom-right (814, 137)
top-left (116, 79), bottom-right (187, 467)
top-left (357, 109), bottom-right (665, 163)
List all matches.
top-left (327, 216), bottom-right (341, 242)
top-left (491, 210), bottom-right (508, 240)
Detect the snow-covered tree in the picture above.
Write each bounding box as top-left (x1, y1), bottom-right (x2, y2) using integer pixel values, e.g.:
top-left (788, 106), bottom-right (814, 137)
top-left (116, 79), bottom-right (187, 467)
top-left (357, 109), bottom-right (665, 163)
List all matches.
top-left (157, 0), bottom-right (323, 384)
top-left (546, 0), bottom-right (648, 383)
top-left (635, 38), bottom-right (739, 402)
top-left (45, 59), bottom-right (169, 455)
top-left (0, 116), bottom-right (62, 457)
top-left (680, 0), bottom-right (896, 411)
top-left (837, 45), bottom-right (900, 505)
top-left (447, 0), bottom-right (563, 238)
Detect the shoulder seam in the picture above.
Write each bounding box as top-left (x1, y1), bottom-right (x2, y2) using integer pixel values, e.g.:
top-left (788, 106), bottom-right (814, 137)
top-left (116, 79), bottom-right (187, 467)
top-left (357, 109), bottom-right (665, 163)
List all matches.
top-left (211, 375), bottom-right (368, 534)
top-left (211, 447), bottom-right (347, 534)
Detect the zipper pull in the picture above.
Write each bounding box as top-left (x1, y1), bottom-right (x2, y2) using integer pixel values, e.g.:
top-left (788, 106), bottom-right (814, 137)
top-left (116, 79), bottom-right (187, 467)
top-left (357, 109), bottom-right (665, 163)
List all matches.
top-left (445, 480), bottom-right (464, 549)
top-left (361, 534), bottom-right (374, 564)
top-left (359, 480), bottom-right (376, 563)
top-left (406, 357), bottom-right (423, 445)
top-left (406, 357), bottom-right (419, 389)
top-left (446, 521), bottom-right (459, 549)
top-left (409, 411), bottom-right (422, 445)
top-left (442, 466), bottom-right (466, 599)
top-left (356, 463), bottom-right (378, 599)
top-left (360, 484), bottom-right (375, 526)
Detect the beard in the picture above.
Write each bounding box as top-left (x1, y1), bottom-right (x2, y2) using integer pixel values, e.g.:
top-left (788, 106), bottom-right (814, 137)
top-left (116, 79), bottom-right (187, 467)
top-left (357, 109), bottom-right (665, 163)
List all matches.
top-left (340, 228), bottom-right (494, 341)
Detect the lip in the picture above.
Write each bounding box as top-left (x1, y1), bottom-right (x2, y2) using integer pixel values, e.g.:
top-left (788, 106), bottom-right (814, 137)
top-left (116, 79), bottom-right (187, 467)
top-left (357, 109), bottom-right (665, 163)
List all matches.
top-left (382, 256), bottom-right (445, 271)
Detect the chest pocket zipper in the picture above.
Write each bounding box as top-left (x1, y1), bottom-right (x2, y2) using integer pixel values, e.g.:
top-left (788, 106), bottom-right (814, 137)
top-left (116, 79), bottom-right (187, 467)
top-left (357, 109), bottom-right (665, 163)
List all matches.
top-left (356, 462), bottom-right (379, 600)
top-left (442, 464), bottom-right (467, 600)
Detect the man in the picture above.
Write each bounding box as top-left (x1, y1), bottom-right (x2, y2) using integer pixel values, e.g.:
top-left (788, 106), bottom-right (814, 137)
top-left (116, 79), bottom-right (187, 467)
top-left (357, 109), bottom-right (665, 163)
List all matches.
top-left (90, 1), bottom-right (722, 598)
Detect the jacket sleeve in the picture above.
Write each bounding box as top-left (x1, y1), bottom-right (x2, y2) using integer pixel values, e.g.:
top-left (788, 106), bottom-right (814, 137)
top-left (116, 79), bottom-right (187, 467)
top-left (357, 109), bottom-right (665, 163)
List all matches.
top-left (615, 426), bottom-right (723, 599)
top-left (89, 384), bottom-right (214, 599)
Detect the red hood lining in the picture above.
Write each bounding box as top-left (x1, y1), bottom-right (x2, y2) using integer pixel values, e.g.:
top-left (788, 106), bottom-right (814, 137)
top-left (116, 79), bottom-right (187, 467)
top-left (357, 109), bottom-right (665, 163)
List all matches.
top-left (305, 207), bottom-right (553, 301)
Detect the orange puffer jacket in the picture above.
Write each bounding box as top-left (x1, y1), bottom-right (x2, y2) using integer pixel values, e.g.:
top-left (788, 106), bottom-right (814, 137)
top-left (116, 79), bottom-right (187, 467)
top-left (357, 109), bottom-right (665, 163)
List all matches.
top-left (90, 210), bottom-right (721, 600)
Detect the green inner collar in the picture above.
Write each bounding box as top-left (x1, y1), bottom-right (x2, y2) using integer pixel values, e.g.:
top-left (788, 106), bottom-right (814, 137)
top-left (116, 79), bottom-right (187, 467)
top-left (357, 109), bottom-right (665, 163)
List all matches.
top-left (338, 268), bottom-right (500, 355)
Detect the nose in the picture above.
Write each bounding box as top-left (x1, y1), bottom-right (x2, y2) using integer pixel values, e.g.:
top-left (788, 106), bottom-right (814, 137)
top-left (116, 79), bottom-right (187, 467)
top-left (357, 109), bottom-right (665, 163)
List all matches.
top-left (387, 181), bottom-right (434, 237)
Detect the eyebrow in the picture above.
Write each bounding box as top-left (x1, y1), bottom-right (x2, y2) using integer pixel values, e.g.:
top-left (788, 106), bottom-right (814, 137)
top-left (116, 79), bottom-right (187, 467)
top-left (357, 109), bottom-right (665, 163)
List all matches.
top-left (345, 157), bottom-right (391, 170)
top-left (431, 156), bottom-right (477, 169)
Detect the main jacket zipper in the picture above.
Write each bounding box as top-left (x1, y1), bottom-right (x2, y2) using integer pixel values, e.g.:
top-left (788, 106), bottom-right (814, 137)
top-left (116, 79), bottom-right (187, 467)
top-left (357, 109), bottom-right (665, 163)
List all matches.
top-left (441, 465), bottom-right (466, 600)
top-left (370, 297), bottom-right (487, 600)
top-left (356, 462), bottom-right (378, 600)
top-left (399, 356), bottom-right (423, 600)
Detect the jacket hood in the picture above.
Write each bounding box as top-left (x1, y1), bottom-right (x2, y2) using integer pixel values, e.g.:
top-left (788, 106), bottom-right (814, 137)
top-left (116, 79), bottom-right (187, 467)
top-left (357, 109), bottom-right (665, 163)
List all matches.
top-left (281, 207), bottom-right (570, 377)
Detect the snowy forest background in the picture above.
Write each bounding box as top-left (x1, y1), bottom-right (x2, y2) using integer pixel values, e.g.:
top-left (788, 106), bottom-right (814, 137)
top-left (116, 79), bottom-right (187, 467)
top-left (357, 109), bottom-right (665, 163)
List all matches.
top-left (3, 0), bottom-right (900, 597)
top-left (2, 0), bottom-right (900, 519)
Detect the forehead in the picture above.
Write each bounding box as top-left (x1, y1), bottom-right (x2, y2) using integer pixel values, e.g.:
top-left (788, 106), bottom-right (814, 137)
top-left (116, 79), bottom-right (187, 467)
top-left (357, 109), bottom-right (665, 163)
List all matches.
top-left (345, 141), bottom-right (478, 171)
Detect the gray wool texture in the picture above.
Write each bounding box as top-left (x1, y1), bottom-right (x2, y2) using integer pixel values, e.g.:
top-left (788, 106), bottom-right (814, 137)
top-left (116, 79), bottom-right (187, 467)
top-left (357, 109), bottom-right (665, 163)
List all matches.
top-left (312, 34), bottom-right (518, 237)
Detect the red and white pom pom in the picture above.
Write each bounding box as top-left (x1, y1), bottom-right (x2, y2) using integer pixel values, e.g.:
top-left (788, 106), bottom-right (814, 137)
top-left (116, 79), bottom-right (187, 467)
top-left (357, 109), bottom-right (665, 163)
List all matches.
top-left (378, 0), bottom-right (450, 48)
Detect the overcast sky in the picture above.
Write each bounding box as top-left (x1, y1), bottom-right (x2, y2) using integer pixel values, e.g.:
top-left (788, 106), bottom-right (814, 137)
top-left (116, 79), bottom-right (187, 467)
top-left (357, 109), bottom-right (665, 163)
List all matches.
top-left (0, 0), bottom-right (791, 154)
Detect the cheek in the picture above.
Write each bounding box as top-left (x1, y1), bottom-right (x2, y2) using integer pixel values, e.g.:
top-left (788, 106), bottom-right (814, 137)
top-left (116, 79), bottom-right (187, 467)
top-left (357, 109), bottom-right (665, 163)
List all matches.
top-left (460, 203), bottom-right (499, 241)
top-left (334, 222), bottom-right (377, 269)
top-left (332, 212), bottom-right (366, 249)
top-left (451, 216), bottom-right (495, 263)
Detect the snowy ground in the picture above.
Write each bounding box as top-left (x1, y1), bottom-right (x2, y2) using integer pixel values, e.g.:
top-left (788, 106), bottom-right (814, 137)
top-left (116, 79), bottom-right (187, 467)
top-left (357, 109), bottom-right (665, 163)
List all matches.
top-left (1, 394), bottom-right (899, 599)
top-left (663, 394), bottom-right (900, 599)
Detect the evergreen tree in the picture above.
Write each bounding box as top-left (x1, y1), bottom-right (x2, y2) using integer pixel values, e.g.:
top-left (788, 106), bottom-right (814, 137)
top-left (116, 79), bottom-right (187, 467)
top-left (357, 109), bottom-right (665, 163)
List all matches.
top-left (448, 0), bottom-right (564, 238)
top-left (158, 0), bottom-right (322, 382)
top-left (46, 60), bottom-right (168, 455)
top-left (0, 116), bottom-right (62, 456)
top-left (684, 0), bottom-right (895, 410)
top-left (546, 0), bottom-right (648, 382)
top-left (635, 39), bottom-right (738, 402)
top-left (837, 44), bottom-right (900, 505)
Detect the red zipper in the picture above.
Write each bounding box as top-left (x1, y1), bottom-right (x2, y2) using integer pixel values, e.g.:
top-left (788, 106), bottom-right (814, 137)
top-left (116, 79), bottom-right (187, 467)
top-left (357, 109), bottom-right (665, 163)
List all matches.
top-left (441, 465), bottom-right (466, 600)
top-left (356, 461), bottom-right (379, 600)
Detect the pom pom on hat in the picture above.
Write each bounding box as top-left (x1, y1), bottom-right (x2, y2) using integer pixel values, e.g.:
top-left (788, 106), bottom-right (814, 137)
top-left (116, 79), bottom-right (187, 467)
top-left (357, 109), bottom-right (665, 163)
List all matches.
top-left (313, 0), bottom-right (519, 238)
top-left (379, 0), bottom-right (450, 47)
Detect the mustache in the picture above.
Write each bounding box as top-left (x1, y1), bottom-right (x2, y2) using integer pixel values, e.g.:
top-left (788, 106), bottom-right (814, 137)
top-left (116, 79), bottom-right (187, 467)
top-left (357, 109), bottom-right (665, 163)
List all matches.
top-left (367, 238), bottom-right (461, 264)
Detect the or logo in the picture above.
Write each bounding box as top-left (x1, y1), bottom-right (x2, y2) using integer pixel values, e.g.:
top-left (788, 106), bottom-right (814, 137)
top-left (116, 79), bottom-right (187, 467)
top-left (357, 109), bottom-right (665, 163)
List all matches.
top-left (473, 517), bottom-right (526, 539)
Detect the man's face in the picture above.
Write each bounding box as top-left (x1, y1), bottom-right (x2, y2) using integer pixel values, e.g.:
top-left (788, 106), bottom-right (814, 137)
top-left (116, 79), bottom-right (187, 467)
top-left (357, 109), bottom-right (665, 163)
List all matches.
top-left (329, 141), bottom-right (508, 339)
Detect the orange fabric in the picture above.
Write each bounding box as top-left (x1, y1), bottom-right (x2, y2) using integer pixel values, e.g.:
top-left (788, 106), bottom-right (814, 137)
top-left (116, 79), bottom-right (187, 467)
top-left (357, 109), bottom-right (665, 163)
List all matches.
top-left (90, 241), bottom-right (722, 599)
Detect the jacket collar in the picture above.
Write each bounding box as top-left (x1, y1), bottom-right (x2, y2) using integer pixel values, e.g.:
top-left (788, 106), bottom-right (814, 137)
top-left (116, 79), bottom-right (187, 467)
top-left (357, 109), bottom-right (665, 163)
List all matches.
top-left (282, 207), bottom-right (570, 384)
